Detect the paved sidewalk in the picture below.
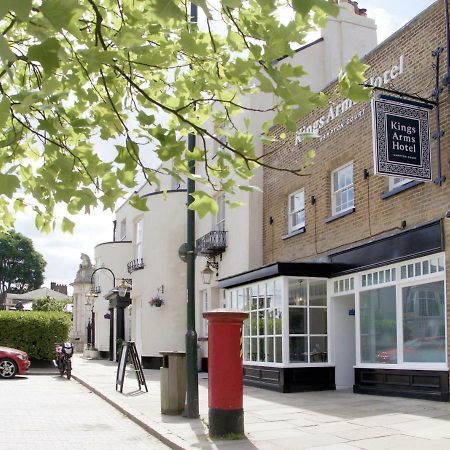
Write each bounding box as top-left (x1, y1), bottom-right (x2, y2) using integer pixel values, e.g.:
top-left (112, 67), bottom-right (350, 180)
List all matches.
top-left (70, 355), bottom-right (450, 450)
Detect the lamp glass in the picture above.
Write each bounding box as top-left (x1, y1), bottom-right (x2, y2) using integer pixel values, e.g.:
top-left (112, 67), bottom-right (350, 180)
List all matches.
top-left (118, 279), bottom-right (128, 298)
top-left (201, 265), bottom-right (214, 285)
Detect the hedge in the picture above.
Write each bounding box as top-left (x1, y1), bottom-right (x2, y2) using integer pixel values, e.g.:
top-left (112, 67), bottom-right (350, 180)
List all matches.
top-left (0, 311), bottom-right (71, 360)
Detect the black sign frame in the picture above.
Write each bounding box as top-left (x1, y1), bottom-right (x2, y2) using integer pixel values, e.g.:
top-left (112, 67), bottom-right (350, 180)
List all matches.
top-left (372, 95), bottom-right (433, 182)
top-left (116, 341), bottom-right (148, 393)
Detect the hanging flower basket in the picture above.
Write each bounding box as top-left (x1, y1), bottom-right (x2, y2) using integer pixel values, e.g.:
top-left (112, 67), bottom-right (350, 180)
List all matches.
top-left (149, 295), bottom-right (164, 307)
top-left (104, 312), bottom-right (111, 319)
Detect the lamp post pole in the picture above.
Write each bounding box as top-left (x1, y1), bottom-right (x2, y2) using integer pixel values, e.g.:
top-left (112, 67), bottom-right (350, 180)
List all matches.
top-left (88, 267), bottom-right (117, 354)
top-left (185, 2), bottom-right (199, 419)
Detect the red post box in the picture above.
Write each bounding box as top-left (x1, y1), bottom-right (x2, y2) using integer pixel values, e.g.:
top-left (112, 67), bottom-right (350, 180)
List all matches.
top-left (203, 309), bottom-right (248, 438)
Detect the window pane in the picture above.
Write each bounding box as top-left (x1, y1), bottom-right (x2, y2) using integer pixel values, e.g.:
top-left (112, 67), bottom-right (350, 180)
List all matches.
top-left (275, 309), bottom-right (283, 334)
top-left (288, 279), bottom-right (307, 306)
top-left (289, 308), bottom-right (307, 334)
top-left (289, 336), bottom-right (307, 362)
top-left (267, 337), bottom-right (274, 363)
top-left (360, 286), bottom-right (397, 364)
top-left (310, 337), bottom-right (328, 363)
top-left (402, 281), bottom-right (445, 363)
top-left (309, 280), bottom-right (327, 306)
top-left (310, 309), bottom-right (327, 334)
top-left (250, 311), bottom-right (258, 336)
top-left (250, 338), bottom-right (257, 361)
top-left (275, 337), bottom-right (282, 363)
top-left (258, 310), bottom-right (265, 336)
top-left (243, 338), bottom-right (250, 361)
top-left (258, 337), bottom-right (265, 362)
top-left (266, 309), bottom-right (274, 335)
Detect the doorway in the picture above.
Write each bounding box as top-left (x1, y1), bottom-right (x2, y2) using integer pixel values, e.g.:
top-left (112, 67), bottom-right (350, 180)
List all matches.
top-left (332, 294), bottom-right (356, 389)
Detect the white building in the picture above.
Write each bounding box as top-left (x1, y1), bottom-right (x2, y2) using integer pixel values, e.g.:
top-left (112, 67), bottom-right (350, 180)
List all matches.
top-left (81, 0), bottom-right (378, 368)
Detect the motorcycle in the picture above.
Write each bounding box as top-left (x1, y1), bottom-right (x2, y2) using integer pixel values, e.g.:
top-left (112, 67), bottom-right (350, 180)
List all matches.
top-left (53, 342), bottom-right (74, 380)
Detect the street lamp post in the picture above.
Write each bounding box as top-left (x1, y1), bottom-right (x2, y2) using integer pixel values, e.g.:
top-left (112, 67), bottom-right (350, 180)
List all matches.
top-left (86, 267), bottom-right (130, 357)
top-left (185, 2), bottom-right (199, 420)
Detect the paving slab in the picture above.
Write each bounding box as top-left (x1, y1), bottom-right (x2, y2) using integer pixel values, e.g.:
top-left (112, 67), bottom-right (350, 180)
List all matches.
top-left (70, 354), bottom-right (450, 449)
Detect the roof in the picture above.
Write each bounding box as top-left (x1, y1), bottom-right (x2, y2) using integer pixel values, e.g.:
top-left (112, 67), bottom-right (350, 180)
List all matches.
top-left (6, 287), bottom-right (71, 301)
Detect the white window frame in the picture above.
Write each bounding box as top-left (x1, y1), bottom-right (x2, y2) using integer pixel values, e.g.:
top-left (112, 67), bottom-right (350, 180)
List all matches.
top-left (331, 162), bottom-right (354, 215)
top-left (120, 218), bottom-right (126, 240)
top-left (353, 253), bottom-right (447, 371)
top-left (135, 218), bottom-right (144, 260)
top-left (214, 193), bottom-right (225, 231)
top-left (288, 189), bottom-right (305, 233)
top-left (201, 290), bottom-right (209, 338)
top-left (389, 176), bottom-right (411, 191)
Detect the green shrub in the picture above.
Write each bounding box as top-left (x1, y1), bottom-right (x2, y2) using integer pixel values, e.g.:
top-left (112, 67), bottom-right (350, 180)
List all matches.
top-left (0, 311), bottom-right (71, 360)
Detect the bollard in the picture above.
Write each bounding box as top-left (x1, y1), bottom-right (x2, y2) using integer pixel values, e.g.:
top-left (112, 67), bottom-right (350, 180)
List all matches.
top-left (203, 309), bottom-right (248, 438)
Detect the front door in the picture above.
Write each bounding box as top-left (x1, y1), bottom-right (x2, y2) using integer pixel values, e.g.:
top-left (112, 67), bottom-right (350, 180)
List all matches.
top-left (333, 295), bottom-right (356, 389)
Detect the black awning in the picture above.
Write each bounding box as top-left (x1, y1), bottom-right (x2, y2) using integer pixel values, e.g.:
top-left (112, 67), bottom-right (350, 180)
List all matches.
top-left (218, 261), bottom-right (350, 289)
top-left (219, 220), bottom-right (443, 289)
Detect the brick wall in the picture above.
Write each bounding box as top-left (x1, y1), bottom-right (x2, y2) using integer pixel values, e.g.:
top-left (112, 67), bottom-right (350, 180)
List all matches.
top-left (263, 0), bottom-right (450, 374)
top-left (263, 0), bottom-right (448, 264)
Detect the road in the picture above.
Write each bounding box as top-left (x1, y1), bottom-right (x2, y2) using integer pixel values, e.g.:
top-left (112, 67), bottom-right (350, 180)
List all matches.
top-left (0, 374), bottom-right (169, 450)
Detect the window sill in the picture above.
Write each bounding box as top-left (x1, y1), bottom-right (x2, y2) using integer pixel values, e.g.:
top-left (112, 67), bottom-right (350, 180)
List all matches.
top-left (325, 207), bottom-right (355, 224)
top-left (282, 227), bottom-right (306, 240)
top-left (380, 180), bottom-right (422, 199)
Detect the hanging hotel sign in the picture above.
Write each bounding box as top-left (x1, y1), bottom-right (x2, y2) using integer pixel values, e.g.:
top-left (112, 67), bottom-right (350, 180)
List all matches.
top-left (371, 96), bottom-right (433, 182)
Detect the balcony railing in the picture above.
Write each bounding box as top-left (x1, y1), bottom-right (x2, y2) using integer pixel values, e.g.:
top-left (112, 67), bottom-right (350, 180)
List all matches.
top-left (196, 230), bottom-right (227, 257)
top-left (127, 258), bottom-right (145, 274)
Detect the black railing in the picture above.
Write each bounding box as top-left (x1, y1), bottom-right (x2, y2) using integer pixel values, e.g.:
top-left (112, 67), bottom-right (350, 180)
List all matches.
top-left (127, 258), bottom-right (145, 274)
top-left (196, 230), bottom-right (227, 256)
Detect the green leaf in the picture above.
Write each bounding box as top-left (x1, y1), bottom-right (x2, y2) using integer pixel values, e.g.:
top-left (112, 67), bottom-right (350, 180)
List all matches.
top-left (188, 191), bottom-right (218, 218)
top-left (0, 173), bottom-right (20, 198)
top-left (28, 38), bottom-right (61, 75)
top-left (147, 0), bottom-right (184, 23)
top-left (339, 55), bottom-right (371, 102)
top-left (61, 217), bottom-right (75, 233)
top-left (0, 0), bottom-right (32, 20)
top-left (40, 0), bottom-right (80, 30)
top-left (222, 0), bottom-right (242, 8)
top-left (292, 0), bottom-right (338, 17)
top-left (0, 96), bottom-right (11, 128)
top-left (0, 35), bottom-right (15, 64)
top-left (129, 194), bottom-right (148, 211)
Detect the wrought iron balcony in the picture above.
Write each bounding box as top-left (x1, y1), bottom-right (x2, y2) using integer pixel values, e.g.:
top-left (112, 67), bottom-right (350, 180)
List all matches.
top-left (127, 258), bottom-right (145, 274)
top-left (196, 230), bottom-right (227, 257)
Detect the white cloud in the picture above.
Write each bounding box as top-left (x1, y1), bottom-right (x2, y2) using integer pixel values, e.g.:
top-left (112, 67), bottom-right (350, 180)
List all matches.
top-left (369, 7), bottom-right (407, 43)
top-left (14, 207), bottom-right (114, 294)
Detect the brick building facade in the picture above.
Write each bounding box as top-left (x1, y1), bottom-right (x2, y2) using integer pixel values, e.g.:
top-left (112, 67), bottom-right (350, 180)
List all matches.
top-left (220, 1), bottom-right (450, 401)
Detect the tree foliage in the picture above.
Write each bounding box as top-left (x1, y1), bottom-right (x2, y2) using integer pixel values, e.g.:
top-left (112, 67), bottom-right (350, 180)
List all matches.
top-left (0, 0), bottom-right (370, 229)
top-left (0, 230), bottom-right (46, 293)
top-left (32, 296), bottom-right (69, 311)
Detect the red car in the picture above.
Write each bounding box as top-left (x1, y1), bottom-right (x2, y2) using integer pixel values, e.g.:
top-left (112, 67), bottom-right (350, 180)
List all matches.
top-left (0, 346), bottom-right (31, 378)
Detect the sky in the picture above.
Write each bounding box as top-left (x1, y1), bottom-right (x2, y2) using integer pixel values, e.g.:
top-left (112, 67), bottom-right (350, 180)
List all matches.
top-left (13, 0), bottom-right (438, 294)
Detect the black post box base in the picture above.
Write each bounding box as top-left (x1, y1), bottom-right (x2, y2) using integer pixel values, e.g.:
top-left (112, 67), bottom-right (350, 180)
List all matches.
top-left (209, 408), bottom-right (244, 438)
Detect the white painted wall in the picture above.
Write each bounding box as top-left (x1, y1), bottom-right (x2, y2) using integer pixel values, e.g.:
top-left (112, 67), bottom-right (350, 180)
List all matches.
top-left (93, 241), bottom-right (133, 352)
top-left (131, 190), bottom-right (187, 357)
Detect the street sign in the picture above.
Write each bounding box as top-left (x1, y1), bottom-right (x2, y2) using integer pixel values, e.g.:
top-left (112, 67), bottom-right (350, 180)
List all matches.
top-left (372, 95), bottom-right (433, 182)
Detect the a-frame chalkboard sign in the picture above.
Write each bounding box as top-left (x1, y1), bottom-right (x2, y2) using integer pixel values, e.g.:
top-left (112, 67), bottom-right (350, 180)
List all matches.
top-left (116, 341), bottom-right (148, 393)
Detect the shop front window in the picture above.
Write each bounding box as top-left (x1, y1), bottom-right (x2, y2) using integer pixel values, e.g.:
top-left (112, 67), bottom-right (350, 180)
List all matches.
top-left (289, 278), bottom-right (327, 363)
top-left (402, 281), bottom-right (445, 363)
top-left (238, 279), bottom-right (283, 364)
top-left (360, 286), bottom-right (397, 364)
